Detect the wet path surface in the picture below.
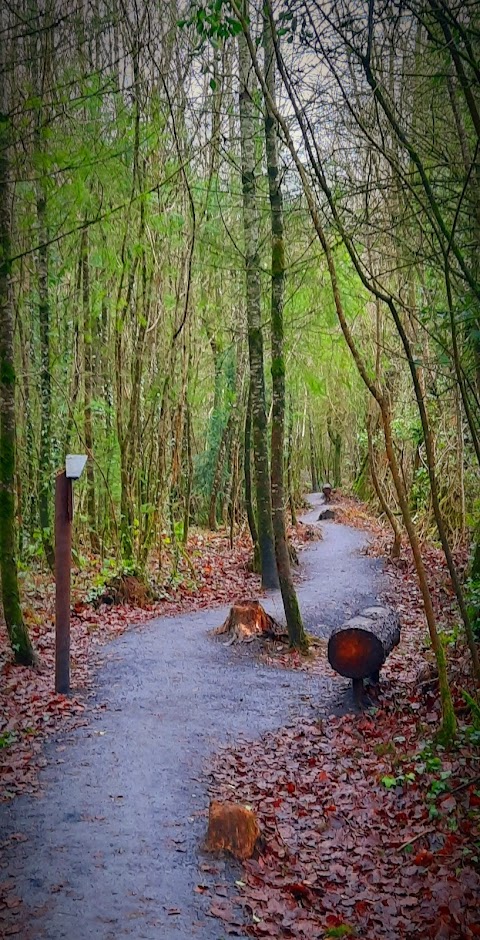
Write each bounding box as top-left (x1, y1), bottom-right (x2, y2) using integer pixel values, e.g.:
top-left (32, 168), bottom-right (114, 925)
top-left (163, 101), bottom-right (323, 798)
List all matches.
top-left (0, 493), bottom-right (383, 939)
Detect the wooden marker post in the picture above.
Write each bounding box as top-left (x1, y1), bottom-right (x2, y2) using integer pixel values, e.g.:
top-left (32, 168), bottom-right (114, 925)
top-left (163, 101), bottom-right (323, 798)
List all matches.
top-left (55, 471), bottom-right (72, 693)
top-left (55, 456), bottom-right (87, 694)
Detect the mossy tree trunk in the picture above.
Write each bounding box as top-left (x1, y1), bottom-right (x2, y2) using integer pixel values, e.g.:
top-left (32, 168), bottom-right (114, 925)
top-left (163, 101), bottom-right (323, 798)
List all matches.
top-left (264, 10), bottom-right (307, 649)
top-left (0, 105), bottom-right (35, 665)
top-left (208, 410), bottom-right (233, 530)
top-left (31, 10), bottom-right (55, 572)
top-left (327, 417), bottom-right (342, 488)
top-left (238, 4), bottom-right (278, 590)
top-left (81, 228), bottom-right (100, 553)
top-left (182, 403), bottom-right (193, 544)
top-left (244, 385), bottom-right (260, 571)
top-left (367, 415), bottom-right (402, 558)
top-left (36, 187), bottom-right (55, 571)
top-left (308, 415), bottom-right (318, 491)
top-left (287, 404), bottom-right (297, 525)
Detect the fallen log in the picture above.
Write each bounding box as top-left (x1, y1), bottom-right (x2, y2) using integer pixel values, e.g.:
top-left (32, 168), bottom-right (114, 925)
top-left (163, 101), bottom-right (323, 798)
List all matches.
top-left (212, 599), bottom-right (287, 645)
top-left (328, 606), bottom-right (400, 703)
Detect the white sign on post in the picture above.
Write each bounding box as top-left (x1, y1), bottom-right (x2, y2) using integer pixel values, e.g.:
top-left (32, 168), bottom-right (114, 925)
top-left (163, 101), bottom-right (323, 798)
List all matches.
top-left (66, 454), bottom-right (88, 479)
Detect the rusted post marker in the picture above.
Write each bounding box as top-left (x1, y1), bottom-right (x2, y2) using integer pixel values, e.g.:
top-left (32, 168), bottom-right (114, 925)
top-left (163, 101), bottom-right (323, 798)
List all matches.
top-left (55, 456), bottom-right (87, 694)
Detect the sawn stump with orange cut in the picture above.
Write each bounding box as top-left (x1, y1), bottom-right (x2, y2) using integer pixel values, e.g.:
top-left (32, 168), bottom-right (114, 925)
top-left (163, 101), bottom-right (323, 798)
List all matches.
top-left (328, 606), bottom-right (400, 704)
top-left (212, 599), bottom-right (286, 644)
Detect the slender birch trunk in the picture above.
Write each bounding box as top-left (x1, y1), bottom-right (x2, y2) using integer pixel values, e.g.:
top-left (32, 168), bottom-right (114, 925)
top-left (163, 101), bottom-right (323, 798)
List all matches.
top-left (36, 186), bottom-right (55, 570)
top-left (30, 2), bottom-right (55, 571)
top-left (244, 384), bottom-right (260, 570)
top-left (238, 2), bottom-right (278, 590)
top-left (264, 9), bottom-right (307, 648)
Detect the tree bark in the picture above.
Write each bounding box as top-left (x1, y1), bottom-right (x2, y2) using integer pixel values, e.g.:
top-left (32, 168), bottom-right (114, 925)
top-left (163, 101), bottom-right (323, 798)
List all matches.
top-left (0, 105), bottom-right (35, 665)
top-left (182, 402), bottom-right (193, 543)
top-left (81, 229), bottom-right (100, 553)
top-left (328, 607), bottom-right (400, 679)
top-left (238, 3), bottom-right (278, 590)
top-left (367, 416), bottom-right (402, 558)
top-left (31, 8), bottom-right (55, 572)
top-left (36, 186), bottom-right (55, 571)
top-left (309, 415), bottom-right (318, 491)
top-left (287, 404), bottom-right (297, 525)
top-left (327, 417), bottom-right (342, 488)
top-left (264, 8), bottom-right (307, 648)
top-left (208, 410), bottom-right (233, 530)
top-left (244, 384), bottom-right (260, 570)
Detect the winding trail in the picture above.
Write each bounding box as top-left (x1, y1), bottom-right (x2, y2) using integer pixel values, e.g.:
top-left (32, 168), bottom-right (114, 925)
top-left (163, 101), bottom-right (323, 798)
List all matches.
top-left (0, 493), bottom-right (384, 939)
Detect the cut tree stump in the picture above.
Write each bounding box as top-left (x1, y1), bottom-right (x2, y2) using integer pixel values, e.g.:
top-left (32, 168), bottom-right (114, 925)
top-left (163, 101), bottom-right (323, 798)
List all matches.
top-left (212, 599), bottom-right (287, 645)
top-left (204, 800), bottom-right (260, 860)
top-left (318, 508), bottom-right (335, 521)
top-left (328, 605), bottom-right (400, 704)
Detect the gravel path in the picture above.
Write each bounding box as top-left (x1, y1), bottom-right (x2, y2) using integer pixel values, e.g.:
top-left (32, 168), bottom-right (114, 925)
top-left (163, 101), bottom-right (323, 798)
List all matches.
top-left (0, 493), bottom-right (383, 939)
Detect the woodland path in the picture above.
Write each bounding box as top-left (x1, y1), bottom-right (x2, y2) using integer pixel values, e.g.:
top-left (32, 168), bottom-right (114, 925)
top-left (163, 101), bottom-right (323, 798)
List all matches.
top-left (0, 493), bottom-right (384, 940)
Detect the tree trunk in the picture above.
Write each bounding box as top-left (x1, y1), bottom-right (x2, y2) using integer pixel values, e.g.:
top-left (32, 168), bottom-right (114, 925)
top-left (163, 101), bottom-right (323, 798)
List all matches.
top-left (182, 403), bottom-right (193, 543)
top-left (367, 416), bottom-right (402, 558)
top-left (31, 10), bottom-right (55, 572)
top-left (238, 6), bottom-right (278, 590)
top-left (244, 384), bottom-right (260, 571)
top-left (287, 404), bottom-right (297, 525)
top-left (208, 410), bottom-right (233, 530)
top-left (228, 439), bottom-right (240, 549)
top-left (0, 106), bottom-right (35, 665)
top-left (327, 417), bottom-right (342, 488)
top-left (17, 308), bottom-right (36, 545)
top-left (380, 398), bottom-right (456, 741)
top-left (352, 450), bottom-right (369, 500)
top-left (309, 415), bottom-right (318, 491)
top-left (81, 229), bottom-right (100, 553)
top-left (36, 186), bottom-right (55, 571)
top-left (264, 9), bottom-right (307, 648)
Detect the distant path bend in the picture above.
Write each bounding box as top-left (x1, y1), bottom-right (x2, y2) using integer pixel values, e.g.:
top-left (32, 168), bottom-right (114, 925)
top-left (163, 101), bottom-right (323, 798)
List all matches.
top-left (0, 492), bottom-right (384, 940)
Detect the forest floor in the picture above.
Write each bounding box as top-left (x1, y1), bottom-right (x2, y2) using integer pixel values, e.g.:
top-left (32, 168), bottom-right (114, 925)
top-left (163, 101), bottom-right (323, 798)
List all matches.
top-left (0, 493), bottom-right (479, 939)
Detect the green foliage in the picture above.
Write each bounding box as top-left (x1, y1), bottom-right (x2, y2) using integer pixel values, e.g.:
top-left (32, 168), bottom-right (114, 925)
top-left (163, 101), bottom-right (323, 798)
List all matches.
top-left (380, 743), bottom-right (469, 822)
top-left (410, 466), bottom-right (430, 513)
top-left (0, 731), bottom-right (17, 749)
top-left (324, 925), bottom-right (356, 938)
top-left (463, 689), bottom-right (480, 726)
top-left (466, 577), bottom-right (480, 639)
top-left (381, 771), bottom-right (416, 789)
top-left (179, 0), bottom-right (242, 47)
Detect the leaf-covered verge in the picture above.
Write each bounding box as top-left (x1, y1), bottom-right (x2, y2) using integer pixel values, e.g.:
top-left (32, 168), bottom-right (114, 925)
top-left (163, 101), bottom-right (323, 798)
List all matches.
top-left (206, 506), bottom-right (480, 940)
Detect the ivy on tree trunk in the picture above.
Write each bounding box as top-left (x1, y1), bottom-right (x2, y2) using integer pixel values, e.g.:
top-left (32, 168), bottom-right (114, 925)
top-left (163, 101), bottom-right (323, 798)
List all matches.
top-left (238, 2), bottom-right (278, 591)
top-left (0, 106), bottom-right (35, 666)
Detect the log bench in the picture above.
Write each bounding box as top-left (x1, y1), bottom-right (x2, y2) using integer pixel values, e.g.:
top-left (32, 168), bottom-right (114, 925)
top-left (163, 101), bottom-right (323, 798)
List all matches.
top-left (327, 606), bottom-right (400, 705)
